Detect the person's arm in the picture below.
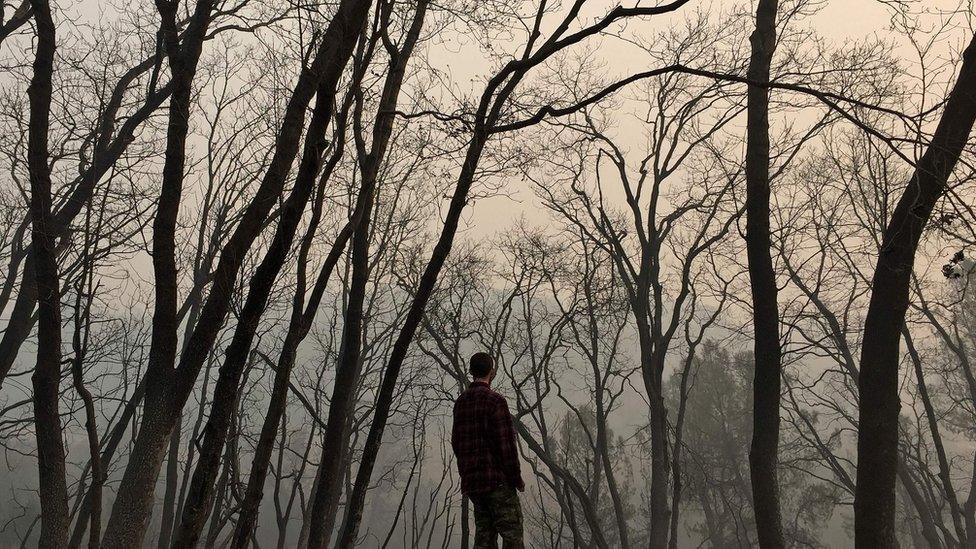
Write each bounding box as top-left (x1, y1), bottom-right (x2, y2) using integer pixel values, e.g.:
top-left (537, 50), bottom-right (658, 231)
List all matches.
top-left (494, 397), bottom-right (524, 491)
top-left (451, 402), bottom-right (460, 455)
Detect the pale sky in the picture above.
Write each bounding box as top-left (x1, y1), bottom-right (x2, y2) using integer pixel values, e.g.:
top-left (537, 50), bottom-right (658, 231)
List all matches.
top-left (456, 0), bottom-right (967, 238)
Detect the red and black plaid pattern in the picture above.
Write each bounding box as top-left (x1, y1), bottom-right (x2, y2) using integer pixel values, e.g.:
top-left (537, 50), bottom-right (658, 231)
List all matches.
top-left (451, 382), bottom-right (525, 495)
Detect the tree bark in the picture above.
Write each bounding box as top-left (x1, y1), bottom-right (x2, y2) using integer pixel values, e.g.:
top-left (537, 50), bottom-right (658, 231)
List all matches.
top-left (98, 0), bottom-right (217, 544)
top-left (306, 4), bottom-right (428, 547)
top-left (856, 33), bottom-right (976, 547)
top-left (100, 1), bottom-right (372, 546)
top-left (157, 424), bottom-right (181, 549)
top-left (744, 1), bottom-right (785, 548)
top-left (171, 59), bottom-right (360, 545)
top-left (25, 0), bottom-right (70, 544)
top-left (643, 347), bottom-right (670, 548)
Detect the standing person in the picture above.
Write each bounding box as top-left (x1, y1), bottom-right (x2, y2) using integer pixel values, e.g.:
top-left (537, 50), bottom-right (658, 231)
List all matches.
top-left (452, 352), bottom-right (525, 548)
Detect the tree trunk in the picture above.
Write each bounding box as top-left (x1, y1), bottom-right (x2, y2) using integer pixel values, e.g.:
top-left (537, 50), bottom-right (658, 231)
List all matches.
top-left (330, 13), bottom-right (517, 536)
top-left (25, 0), bottom-right (70, 544)
top-left (644, 352), bottom-right (670, 549)
top-left (157, 424), bottom-right (181, 549)
top-left (69, 281), bottom-right (102, 549)
top-left (231, 163), bottom-right (362, 548)
top-left (98, 0), bottom-right (217, 544)
top-left (303, 113), bottom-right (377, 549)
top-left (100, 2), bottom-right (371, 546)
top-left (856, 33), bottom-right (976, 547)
top-left (170, 56), bottom-right (356, 547)
top-left (744, 1), bottom-right (785, 548)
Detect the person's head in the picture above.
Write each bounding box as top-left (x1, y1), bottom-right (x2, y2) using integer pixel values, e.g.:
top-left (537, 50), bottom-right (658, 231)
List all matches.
top-left (469, 352), bottom-right (495, 382)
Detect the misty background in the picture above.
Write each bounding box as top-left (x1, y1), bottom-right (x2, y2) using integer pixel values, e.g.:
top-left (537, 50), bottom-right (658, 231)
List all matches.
top-left (0, 0), bottom-right (974, 547)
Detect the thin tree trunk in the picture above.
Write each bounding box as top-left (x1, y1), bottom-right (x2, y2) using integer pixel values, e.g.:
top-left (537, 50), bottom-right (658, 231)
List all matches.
top-left (304, 119), bottom-right (378, 549)
top-left (157, 424), bottom-right (181, 549)
top-left (66, 381), bottom-right (146, 549)
top-left (898, 467), bottom-right (946, 548)
top-left (744, 1), bottom-right (785, 547)
top-left (855, 34), bottom-right (976, 547)
top-left (904, 328), bottom-right (967, 543)
top-left (99, 0), bottom-right (216, 544)
top-left (668, 352), bottom-right (697, 549)
top-left (25, 0), bottom-right (70, 543)
top-left (70, 282), bottom-right (101, 549)
top-left (330, 43), bottom-right (503, 548)
top-left (101, 2), bottom-right (371, 545)
top-left (171, 47), bottom-right (361, 547)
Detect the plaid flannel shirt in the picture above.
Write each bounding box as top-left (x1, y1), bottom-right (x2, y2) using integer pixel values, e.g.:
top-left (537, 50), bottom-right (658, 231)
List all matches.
top-left (451, 381), bottom-right (525, 495)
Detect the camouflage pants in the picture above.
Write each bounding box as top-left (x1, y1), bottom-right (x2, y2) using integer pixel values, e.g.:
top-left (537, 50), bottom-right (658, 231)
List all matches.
top-left (470, 486), bottom-right (524, 549)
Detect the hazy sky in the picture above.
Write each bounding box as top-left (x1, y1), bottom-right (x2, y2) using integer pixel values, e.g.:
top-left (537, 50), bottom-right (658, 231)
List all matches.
top-left (458, 0), bottom-right (954, 238)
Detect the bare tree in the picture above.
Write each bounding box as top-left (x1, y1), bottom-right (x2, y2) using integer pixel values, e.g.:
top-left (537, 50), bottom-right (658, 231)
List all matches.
top-left (24, 0), bottom-right (69, 544)
top-left (855, 31), bottom-right (976, 548)
top-left (304, 2), bottom-right (430, 545)
top-left (744, 2), bottom-right (785, 546)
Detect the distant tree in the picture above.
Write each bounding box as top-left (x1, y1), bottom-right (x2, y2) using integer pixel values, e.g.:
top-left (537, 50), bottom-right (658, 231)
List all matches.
top-left (669, 341), bottom-right (836, 548)
top-left (548, 406), bottom-right (637, 548)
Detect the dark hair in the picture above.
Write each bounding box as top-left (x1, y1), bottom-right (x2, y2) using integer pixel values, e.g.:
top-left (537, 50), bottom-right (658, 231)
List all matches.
top-left (469, 352), bottom-right (494, 379)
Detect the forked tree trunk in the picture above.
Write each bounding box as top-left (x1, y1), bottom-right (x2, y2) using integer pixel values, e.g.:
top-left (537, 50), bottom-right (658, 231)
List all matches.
top-left (744, 1), bottom-right (785, 547)
top-left (0, 56), bottom-right (171, 388)
top-left (100, 2), bottom-right (372, 546)
top-left (170, 58), bottom-right (359, 547)
top-left (855, 33), bottom-right (976, 547)
top-left (305, 4), bottom-right (428, 547)
top-left (97, 0), bottom-right (216, 544)
top-left (25, 0), bottom-right (70, 544)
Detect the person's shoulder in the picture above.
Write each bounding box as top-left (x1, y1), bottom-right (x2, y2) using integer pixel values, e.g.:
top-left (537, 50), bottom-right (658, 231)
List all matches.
top-left (484, 388), bottom-right (508, 405)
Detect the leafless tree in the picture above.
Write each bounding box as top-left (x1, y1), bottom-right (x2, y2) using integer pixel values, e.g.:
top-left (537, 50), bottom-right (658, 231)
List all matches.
top-left (5, 0), bottom-right (976, 546)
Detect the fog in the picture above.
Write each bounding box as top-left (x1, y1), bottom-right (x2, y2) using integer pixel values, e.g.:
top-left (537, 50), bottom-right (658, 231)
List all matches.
top-left (0, 0), bottom-right (974, 547)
